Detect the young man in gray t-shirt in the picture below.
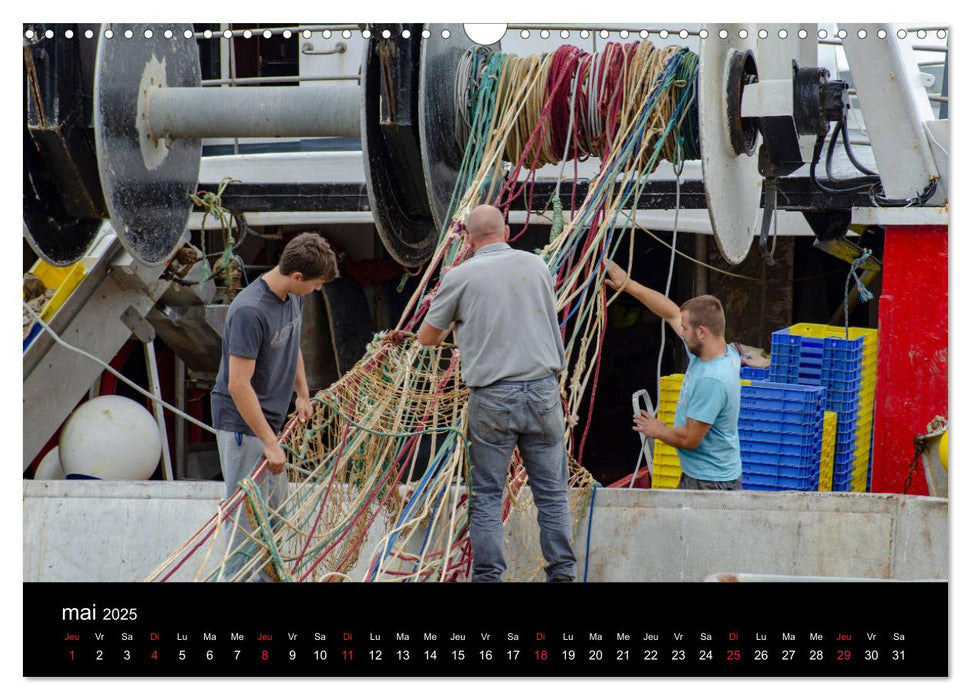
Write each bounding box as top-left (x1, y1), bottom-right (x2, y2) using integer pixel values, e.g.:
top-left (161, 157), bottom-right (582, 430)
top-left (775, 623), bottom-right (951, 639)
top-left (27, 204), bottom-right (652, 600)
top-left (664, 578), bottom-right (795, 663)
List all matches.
top-left (211, 232), bottom-right (338, 579)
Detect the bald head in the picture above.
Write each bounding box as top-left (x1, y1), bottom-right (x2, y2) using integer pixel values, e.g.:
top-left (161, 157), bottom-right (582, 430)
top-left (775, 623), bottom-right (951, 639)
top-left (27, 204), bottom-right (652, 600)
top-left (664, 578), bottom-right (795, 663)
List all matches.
top-left (466, 205), bottom-right (508, 247)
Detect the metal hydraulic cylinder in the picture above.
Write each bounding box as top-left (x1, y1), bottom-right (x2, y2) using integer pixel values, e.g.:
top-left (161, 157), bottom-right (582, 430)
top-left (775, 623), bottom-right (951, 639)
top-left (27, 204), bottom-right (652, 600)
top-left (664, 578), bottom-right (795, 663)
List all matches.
top-left (147, 85), bottom-right (362, 139)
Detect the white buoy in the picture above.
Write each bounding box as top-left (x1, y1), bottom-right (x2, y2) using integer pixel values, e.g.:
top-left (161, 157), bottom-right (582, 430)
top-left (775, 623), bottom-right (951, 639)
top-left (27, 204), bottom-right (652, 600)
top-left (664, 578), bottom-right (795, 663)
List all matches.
top-left (34, 446), bottom-right (66, 480)
top-left (59, 395), bottom-right (162, 480)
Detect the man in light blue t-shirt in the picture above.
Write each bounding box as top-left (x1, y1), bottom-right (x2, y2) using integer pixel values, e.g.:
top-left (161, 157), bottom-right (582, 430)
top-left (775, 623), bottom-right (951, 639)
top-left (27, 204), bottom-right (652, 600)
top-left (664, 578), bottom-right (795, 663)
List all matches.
top-left (605, 261), bottom-right (742, 490)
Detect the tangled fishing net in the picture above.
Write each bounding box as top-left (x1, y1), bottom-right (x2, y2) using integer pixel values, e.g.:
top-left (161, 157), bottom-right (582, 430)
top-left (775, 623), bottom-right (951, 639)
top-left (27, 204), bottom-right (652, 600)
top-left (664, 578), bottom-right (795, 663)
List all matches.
top-left (148, 39), bottom-right (698, 583)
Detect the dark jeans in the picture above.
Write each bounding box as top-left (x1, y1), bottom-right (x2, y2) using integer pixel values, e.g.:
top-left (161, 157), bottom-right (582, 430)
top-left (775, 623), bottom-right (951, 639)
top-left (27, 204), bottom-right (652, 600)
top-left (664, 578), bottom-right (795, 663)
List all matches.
top-left (677, 473), bottom-right (743, 491)
top-left (466, 374), bottom-right (577, 582)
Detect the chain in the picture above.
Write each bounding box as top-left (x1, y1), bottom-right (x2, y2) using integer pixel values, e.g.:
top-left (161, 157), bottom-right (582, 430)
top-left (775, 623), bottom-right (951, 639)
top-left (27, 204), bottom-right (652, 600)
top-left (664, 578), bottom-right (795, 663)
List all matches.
top-left (902, 435), bottom-right (926, 494)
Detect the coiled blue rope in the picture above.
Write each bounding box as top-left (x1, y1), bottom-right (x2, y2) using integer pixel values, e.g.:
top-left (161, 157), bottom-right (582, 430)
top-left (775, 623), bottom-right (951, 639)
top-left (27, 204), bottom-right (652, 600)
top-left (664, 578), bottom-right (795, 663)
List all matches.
top-left (844, 249), bottom-right (874, 337)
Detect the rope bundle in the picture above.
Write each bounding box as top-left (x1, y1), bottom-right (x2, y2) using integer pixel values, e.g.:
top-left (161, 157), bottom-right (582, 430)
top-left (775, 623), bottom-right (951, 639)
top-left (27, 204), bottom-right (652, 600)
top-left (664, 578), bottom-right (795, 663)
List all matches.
top-left (455, 41), bottom-right (700, 170)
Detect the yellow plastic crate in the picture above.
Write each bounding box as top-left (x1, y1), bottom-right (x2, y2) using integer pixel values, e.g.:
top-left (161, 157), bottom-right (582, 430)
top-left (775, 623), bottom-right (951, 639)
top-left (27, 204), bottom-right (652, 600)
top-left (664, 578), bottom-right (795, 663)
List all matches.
top-left (819, 465), bottom-right (833, 492)
top-left (656, 376), bottom-right (683, 422)
top-left (854, 412), bottom-right (875, 474)
top-left (651, 473), bottom-right (681, 489)
top-left (819, 411), bottom-right (837, 491)
top-left (823, 411), bottom-right (837, 436)
top-left (652, 375), bottom-right (684, 488)
top-left (853, 446), bottom-right (871, 469)
top-left (659, 374), bottom-right (685, 390)
top-left (652, 444), bottom-right (682, 488)
top-left (658, 388), bottom-right (681, 403)
top-left (849, 446), bottom-right (871, 491)
top-left (26, 260), bottom-right (86, 324)
top-left (653, 462), bottom-right (682, 477)
top-left (653, 448), bottom-right (681, 466)
top-left (787, 323), bottom-right (877, 344)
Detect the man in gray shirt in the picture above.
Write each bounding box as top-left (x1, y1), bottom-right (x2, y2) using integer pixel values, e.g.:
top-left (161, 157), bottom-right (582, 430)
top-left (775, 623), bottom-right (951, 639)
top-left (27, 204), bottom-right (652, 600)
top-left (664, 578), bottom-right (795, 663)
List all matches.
top-left (211, 232), bottom-right (338, 580)
top-left (418, 204), bottom-right (577, 582)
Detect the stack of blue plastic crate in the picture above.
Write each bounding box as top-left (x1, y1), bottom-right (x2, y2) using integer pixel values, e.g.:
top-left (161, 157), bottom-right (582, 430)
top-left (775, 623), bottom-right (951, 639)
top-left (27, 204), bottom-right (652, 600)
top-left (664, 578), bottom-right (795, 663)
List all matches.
top-left (768, 332), bottom-right (825, 385)
top-left (740, 366), bottom-right (770, 381)
top-left (737, 382), bottom-right (826, 491)
top-left (768, 329), bottom-right (865, 491)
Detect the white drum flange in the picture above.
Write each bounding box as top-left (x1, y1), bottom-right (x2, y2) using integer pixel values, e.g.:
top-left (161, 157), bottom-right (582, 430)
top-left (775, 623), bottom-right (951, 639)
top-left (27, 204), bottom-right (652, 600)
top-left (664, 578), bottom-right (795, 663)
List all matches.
top-left (699, 24), bottom-right (762, 265)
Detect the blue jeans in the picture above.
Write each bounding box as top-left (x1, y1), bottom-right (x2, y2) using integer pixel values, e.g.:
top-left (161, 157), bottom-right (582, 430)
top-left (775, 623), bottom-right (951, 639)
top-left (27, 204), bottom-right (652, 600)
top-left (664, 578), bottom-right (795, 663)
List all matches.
top-left (466, 374), bottom-right (577, 582)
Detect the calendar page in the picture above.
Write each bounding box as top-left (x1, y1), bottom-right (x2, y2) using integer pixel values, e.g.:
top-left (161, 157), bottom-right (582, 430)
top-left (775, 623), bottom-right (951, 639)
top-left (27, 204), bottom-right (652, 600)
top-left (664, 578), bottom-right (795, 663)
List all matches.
top-left (21, 13), bottom-right (950, 684)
